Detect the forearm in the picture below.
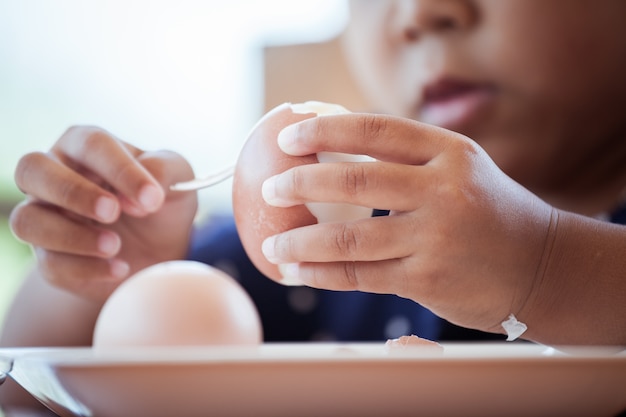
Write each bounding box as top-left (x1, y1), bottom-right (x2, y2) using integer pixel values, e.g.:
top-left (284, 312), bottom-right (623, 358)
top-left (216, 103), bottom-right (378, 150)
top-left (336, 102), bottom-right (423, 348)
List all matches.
top-left (0, 267), bottom-right (101, 348)
top-left (521, 210), bottom-right (626, 345)
top-left (0, 268), bottom-right (102, 408)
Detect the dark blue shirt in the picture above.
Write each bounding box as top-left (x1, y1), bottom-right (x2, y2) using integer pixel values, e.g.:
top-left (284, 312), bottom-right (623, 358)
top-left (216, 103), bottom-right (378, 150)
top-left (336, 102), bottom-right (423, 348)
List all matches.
top-left (187, 205), bottom-right (626, 342)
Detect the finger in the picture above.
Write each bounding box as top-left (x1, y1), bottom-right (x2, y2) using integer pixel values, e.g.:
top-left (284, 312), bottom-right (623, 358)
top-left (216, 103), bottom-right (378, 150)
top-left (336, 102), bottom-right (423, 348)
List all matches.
top-left (54, 126), bottom-right (164, 214)
top-left (14, 152), bottom-right (121, 223)
top-left (34, 248), bottom-right (128, 301)
top-left (262, 215), bottom-right (416, 264)
top-left (110, 150), bottom-right (196, 216)
top-left (277, 113), bottom-right (463, 164)
top-left (279, 258), bottom-right (411, 296)
top-left (137, 149), bottom-right (196, 193)
top-left (10, 201), bottom-right (122, 258)
top-left (262, 160), bottom-right (437, 212)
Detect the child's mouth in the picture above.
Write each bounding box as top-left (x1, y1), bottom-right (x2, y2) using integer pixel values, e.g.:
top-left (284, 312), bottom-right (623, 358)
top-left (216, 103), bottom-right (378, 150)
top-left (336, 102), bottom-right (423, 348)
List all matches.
top-left (419, 78), bottom-right (495, 131)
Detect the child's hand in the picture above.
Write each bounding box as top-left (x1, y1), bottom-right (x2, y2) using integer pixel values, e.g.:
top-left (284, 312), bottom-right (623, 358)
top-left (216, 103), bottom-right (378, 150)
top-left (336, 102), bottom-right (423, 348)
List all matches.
top-left (10, 126), bottom-right (198, 302)
top-left (260, 114), bottom-right (554, 335)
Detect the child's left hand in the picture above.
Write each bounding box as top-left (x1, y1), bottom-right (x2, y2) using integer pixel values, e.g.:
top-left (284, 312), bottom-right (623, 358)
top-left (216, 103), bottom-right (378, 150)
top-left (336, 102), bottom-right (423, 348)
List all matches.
top-left (260, 113), bottom-right (554, 336)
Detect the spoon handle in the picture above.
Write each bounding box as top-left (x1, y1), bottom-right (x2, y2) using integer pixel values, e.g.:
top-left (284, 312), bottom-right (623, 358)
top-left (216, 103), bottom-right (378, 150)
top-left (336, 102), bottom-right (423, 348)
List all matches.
top-left (169, 165), bottom-right (235, 192)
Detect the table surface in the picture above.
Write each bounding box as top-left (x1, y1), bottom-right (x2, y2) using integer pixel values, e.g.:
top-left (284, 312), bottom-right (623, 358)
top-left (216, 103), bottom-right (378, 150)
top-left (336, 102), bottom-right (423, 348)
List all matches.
top-left (2, 407), bottom-right (59, 417)
top-left (3, 406), bottom-right (626, 417)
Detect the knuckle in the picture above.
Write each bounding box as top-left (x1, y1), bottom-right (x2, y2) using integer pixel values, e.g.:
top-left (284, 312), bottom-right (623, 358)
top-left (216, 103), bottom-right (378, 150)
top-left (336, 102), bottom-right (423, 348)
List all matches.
top-left (450, 135), bottom-right (482, 159)
top-left (77, 128), bottom-right (113, 159)
top-left (434, 176), bottom-right (472, 209)
top-left (56, 126), bottom-right (114, 165)
top-left (340, 164), bottom-right (368, 197)
top-left (312, 118), bottom-right (328, 143)
top-left (63, 124), bottom-right (95, 137)
top-left (70, 125), bottom-right (130, 153)
top-left (332, 223), bottom-right (361, 259)
top-left (360, 114), bottom-right (388, 143)
top-left (57, 178), bottom-right (83, 209)
top-left (342, 262), bottom-right (360, 289)
top-left (138, 151), bottom-right (178, 184)
top-left (109, 159), bottom-right (139, 187)
top-left (288, 167), bottom-right (308, 198)
top-left (434, 178), bottom-right (459, 199)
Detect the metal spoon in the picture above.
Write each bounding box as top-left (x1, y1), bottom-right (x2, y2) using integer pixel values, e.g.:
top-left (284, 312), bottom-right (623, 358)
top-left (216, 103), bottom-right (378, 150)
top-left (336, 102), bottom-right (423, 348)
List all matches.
top-left (169, 165), bottom-right (235, 192)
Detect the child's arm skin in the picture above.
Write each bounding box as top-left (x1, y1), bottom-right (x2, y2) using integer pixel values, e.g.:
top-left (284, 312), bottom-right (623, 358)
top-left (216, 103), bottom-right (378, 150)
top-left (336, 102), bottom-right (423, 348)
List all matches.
top-left (261, 114), bottom-right (626, 346)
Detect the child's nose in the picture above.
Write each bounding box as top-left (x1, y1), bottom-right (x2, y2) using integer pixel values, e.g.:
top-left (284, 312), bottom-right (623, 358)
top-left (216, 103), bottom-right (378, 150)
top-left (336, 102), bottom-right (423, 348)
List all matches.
top-left (395, 0), bottom-right (477, 42)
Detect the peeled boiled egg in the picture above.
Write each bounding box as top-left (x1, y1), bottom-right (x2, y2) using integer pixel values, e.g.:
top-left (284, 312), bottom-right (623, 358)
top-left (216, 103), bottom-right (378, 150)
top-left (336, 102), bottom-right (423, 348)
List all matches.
top-left (232, 101), bottom-right (373, 283)
top-left (92, 261), bottom-right (262, 349)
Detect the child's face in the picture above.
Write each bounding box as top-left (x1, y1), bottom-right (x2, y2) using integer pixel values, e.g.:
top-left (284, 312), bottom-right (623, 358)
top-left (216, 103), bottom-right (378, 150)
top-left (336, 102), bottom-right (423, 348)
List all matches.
top-left (344, 0), bottom-right (626, 196)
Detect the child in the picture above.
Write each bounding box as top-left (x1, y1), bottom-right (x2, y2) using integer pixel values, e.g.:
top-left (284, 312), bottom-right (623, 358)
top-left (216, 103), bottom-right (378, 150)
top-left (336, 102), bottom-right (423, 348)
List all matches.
top-left (2, 0), bottom-right (626, 406)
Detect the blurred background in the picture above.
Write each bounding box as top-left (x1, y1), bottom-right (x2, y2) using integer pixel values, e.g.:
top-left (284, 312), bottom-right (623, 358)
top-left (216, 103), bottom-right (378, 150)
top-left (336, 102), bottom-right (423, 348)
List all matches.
top-left (0, 0), bottom-right (357, 325)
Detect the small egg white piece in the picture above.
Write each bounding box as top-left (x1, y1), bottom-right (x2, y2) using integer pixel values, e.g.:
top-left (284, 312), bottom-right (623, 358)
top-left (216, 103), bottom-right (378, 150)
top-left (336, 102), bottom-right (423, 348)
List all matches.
top-left (93, 261), bottom-right (262, 349)
top-left (233, 101), bottom-right (375, 283)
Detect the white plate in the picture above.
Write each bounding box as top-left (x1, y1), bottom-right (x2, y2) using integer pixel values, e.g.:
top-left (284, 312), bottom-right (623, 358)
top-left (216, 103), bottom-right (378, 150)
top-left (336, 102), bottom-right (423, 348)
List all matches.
top-left (3, 343), bottom-right (626, 417)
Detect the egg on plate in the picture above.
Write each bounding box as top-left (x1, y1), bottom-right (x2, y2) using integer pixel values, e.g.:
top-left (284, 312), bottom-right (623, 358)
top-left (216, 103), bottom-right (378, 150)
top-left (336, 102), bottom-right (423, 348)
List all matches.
top-left (93, 261), bottom-right (262, 348)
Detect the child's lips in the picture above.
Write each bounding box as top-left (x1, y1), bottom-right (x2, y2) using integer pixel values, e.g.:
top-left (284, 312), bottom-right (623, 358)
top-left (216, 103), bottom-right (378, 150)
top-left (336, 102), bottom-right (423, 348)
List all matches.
top-left (419, 79), bottom-right (496, 131)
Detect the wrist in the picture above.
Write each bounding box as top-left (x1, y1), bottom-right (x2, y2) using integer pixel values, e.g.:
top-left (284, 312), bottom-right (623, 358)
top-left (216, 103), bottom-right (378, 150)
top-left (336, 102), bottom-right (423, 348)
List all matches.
top-left (518, 210), bottom-right (626, 345)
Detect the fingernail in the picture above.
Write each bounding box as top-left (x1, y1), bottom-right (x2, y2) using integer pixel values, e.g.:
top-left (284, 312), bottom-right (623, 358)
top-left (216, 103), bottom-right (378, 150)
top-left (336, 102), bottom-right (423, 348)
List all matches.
top-left (278, 263), bottom-right (304, 286)
top-left (98, 232), bottom-right (121, 256)
top-left (138, 184), bottom-right (164, 212)
top-left (261, 236), bottom-right (279, 263)
top-left (95, 196), bottom-right (119, 223)
top-left (277, 124), bottom-right (298, 154)
top-left (262, 176), bottom-right (292, 207)
top-left (109, 258), bottom-right (130, 279)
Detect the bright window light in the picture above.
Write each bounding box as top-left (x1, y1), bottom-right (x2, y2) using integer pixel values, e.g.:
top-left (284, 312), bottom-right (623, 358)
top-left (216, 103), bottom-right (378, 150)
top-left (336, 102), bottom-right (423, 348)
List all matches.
top-left (0, 0), bottom-right (349, 212)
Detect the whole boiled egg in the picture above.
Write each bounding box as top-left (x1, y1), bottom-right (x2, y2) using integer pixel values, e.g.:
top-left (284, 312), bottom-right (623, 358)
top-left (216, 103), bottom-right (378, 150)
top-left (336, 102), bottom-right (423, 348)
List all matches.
top-left (232, 101), bottom-right (374, 283)
top-left (92, 261), bottom-right (262, 349)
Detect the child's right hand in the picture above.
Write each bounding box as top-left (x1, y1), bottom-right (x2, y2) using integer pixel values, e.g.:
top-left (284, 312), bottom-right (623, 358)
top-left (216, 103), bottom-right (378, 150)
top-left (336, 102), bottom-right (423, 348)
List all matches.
top-left (9, 126), bottom-right (198, 302)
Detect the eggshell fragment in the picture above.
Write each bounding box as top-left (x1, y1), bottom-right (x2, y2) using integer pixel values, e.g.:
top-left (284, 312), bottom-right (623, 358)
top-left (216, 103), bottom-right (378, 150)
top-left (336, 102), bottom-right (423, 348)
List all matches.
top-left (384, 335), bottom-right (444, 355)
top-left (232, 101), bottom-right (373, 283)
top-left (93, 261), bottom-right (262, 349)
